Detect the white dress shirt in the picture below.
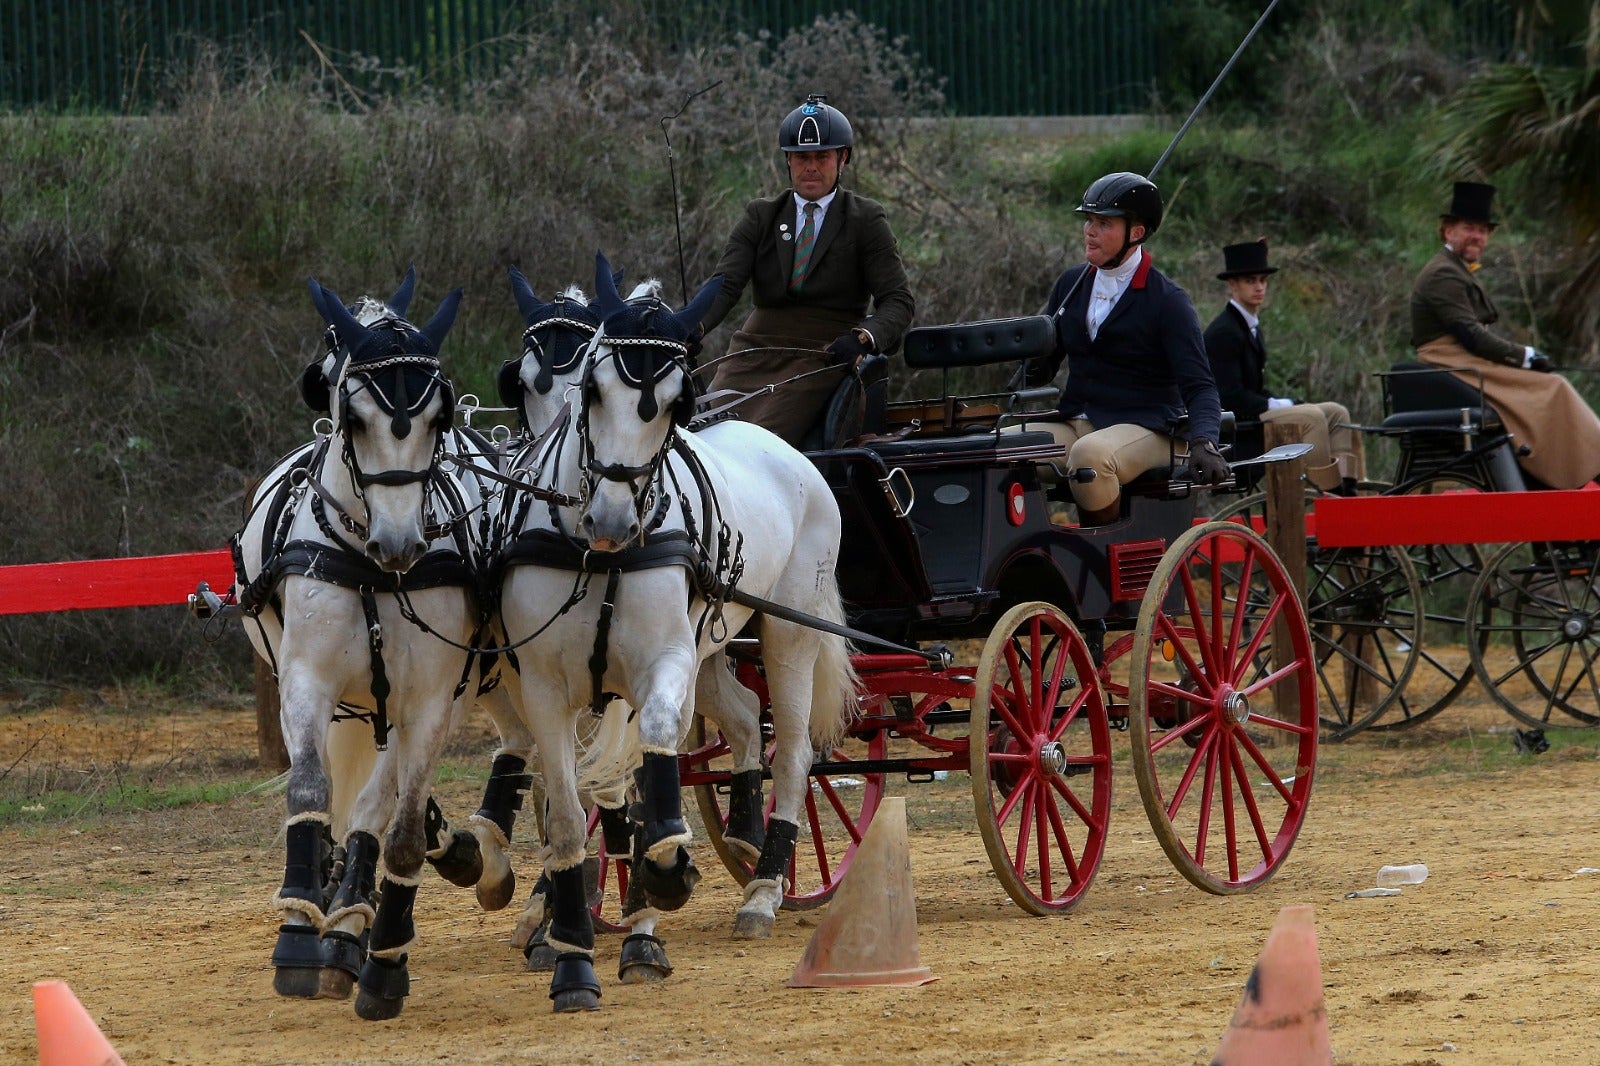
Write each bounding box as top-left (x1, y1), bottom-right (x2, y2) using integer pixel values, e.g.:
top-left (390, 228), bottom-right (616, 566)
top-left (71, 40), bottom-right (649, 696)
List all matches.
top-left (1087, 247), bottom-right (1143, 340)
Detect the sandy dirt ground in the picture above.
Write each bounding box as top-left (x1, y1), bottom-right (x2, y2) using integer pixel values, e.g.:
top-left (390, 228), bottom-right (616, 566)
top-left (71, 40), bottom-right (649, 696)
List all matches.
top-left (1, 687), bottom-right (1598, 1065)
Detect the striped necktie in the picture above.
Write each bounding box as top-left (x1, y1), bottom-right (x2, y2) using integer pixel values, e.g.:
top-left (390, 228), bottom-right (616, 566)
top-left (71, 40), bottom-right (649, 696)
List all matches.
top-left (789, 202), bottom-right (819, 292)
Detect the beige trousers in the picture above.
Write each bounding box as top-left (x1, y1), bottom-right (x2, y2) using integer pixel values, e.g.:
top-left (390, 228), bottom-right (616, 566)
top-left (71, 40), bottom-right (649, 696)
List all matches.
top-left (1259, 401), bottom-right (1363, 490)
top-left (1027, 419), bottom-right (1177, 511)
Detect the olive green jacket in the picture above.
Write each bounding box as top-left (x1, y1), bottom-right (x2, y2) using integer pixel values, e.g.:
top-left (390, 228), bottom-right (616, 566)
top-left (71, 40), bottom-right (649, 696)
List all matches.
top-left (700, 189), bottom-right (914, 353)
top-left (1408, 246), bottom-right (1525, 366)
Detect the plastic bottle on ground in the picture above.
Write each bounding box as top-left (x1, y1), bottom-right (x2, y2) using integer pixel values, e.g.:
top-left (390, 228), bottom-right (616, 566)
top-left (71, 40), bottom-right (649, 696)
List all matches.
top-left (1376, 863), bottom-right (1429, 887)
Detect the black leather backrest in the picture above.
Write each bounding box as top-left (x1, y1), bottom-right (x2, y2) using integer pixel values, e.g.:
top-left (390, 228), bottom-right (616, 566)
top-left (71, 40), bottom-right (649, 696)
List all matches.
top-left (1384, 361), bottom-right (1483, 413)
top-left (902, 316), bottom-right (1055, 369)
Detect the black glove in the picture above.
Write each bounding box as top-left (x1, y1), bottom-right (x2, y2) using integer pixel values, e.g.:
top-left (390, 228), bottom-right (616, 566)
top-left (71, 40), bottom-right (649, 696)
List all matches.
top-left (825, 331), bottom-right (870, 367)
top-left (1528, 351), bottom-right (1554, 372)
top-left (1185, 439), bottom-right (1231, 485)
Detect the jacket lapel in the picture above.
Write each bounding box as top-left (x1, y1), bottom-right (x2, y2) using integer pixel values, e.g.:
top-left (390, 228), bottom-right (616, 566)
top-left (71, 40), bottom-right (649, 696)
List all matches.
top-left (1093, 250), bottom-right (1152, 341)
top-left (774, 193), bottom-right (797, 283)
top-left (807, 190), bottom-right (847, 278)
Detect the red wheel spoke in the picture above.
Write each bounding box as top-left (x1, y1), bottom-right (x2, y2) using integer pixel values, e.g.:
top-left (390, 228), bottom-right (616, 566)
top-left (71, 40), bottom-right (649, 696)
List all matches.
top-left (1225, 544), bottom-right (1258, 666)
top-left (988, 681), bottom-right (1033, 746)
top-left (1177, 564), bottom-right (1215, 673)
top-left (1155, 613), bottom-right (1214, 696)
top-left (1160, 726), bottom-right (1215, 818)
top-left (1041, 632), bottom-right (1072, 717)
top-left (1219, 740), bottom-right (1240, 881)
top-left (1027, 620), bottom-right (1045, 711)
top-left (1011, 782), bottom-right (1037, 877)
top-left (1226, 736), bottom-right (1275, 872)
top-left (1190, 737), bottom-right (1220, 868)
top-left (813, 774), bottom-right (867, 847)
top-left (800, 787), bottom-right (831, 888)
top-left (1148, 707), bottom-right (1209, 753)
top-left (994, 760), bottom-right (1036, 825)
top-left (1043, 788), bottom-right (1082, 887)
top-left (1046, 680), bottom-right (1094, 744)
top-left (1231, 590), bottom-right (1287, 679)
top-left (1047, 769), bottom-right (1098, 826)
top-left (1235, 729), bottom-right (1300, 803)
top-left (1237, 660), bottom-right (1308, 703)
top-left (1034, 790), bottom-right (1052, 899)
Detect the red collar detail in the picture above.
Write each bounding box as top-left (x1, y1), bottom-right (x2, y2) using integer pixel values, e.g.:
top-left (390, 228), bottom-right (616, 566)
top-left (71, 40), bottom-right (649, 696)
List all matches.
top-left (1131, 249), bottom-right (1153, 289)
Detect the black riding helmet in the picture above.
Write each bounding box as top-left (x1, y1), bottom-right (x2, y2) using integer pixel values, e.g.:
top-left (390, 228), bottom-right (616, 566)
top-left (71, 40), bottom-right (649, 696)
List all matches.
top-left (778, 94), bottom-right (854, 164)
top-left (1076, 171), bottom-right (1164, 248)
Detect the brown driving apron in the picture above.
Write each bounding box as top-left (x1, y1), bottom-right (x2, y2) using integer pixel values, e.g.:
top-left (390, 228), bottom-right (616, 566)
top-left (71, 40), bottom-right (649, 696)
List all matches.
top-left (1417, 337), bottom-right (1600, 489)
top-left (705, 306), bottom-right (859, 446)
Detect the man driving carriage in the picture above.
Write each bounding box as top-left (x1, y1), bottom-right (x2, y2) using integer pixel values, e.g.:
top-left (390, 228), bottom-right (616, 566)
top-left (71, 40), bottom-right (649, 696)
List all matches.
top-left (1410, 180), bottom-right (1600, 489)
top-left (695, 94), bottom-right (915, 446)
top-left (1023, 171), bottom-right (1230, 525)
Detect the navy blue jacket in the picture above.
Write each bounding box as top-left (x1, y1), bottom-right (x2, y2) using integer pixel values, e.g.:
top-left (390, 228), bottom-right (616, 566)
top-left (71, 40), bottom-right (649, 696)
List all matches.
top-left (1042, 254), bottom-right (1222, 445)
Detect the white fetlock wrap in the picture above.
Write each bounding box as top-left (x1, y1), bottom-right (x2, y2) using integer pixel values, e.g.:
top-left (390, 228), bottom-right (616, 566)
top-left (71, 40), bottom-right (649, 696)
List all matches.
top-left (542, 935), bottom-right (593, 958)
top-left (322, 900), bottom-right (376, 931)
top-left (467, 812), bottom-right (511, 852)
top-left (739, 877), bottom-right (781, 906)
top-left (272, 891), bottom-right (326, 928)
top-left (644, 829), bottom-right (692, 867)
top-left (621, 905), bottom-right (661, 927)
top-left (285, 811), bottom-right (329, 829)
top-left (368, 936), bottom-right (416, 962)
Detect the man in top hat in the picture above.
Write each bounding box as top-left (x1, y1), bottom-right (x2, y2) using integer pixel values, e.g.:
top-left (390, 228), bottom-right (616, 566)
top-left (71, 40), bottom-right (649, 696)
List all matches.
top-left (1204, 238), bottom-right (1363, 494)
top-left (695, 94), bottom-right (914, 446)
top-left (1410, 181), bottom-right (1600, 488)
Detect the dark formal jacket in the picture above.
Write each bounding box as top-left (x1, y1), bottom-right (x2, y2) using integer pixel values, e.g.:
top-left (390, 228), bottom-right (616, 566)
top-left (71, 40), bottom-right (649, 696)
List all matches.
top-left (700, 188), bottom-right (914, 353)
top-left (1409, 246), bottom-right (1525, 365)
top-left (1041, 254), bottom-right (1222, 445)
top-left (1204, 302), bottom-right (1271, 419)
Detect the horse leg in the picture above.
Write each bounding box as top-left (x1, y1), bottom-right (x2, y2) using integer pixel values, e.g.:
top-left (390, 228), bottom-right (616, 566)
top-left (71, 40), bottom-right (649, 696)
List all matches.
top-left (733, 626), bottom-right (818, 939)
top-left (271, 665), bottom-right (340, 998)
top-left (468, 682), bottom-right (536, 911)
top-left (616, 822), bottom-right (672, 983)
top-left (697, 656), bottom-right (767, 863)
top-left (317, 827), bottom-right (379, 1000)
top-left (522, 797), bottom-right (630, 969)
top-left (628, 666), bottom-right (703, 910)
top-left (271, 812), bottom-right (334, 998)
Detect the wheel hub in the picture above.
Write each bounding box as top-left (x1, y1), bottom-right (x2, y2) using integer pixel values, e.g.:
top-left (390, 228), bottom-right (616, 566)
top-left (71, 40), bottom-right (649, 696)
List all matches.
top-left (1561, 613), bottom-right (1591, 641)
top-left (1222, 690), bottom-right (1250, 725)
top-left (1039, 740), bottom-right (1068, 777)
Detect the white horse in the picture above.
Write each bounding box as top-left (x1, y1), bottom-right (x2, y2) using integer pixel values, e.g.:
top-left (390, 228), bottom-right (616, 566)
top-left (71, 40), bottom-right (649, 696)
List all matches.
top-left (498, 253), bottom-right (856, 1011)
top-left (483, 270), bottom-right (777, 982)
top-left (233, 273), bottom-right (477, 1021)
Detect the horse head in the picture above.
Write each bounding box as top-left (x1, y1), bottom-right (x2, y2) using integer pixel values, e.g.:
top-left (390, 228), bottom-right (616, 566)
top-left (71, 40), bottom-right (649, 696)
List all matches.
top-left (497, 265), bottom-right (610, 436)
top-left (307, 274), bottom-right (464, 572)
top-left (574, 251), bottom-right (720, 551)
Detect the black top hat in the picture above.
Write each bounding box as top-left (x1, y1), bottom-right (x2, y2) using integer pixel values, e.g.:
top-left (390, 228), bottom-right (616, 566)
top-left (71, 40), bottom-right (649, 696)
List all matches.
top-left (1217, 238), bottom-right (1278, 280)
top-left (1441, 181), bottom-right (1497, 225)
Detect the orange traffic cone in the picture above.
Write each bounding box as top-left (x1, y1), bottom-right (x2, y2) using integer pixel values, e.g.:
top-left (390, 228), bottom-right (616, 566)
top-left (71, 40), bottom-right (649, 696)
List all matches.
top-left (788, 796), bottom-right (935, 988)
top-left (1212, 904), bottom-right (1332, 1065)
top-left (32, 980), bottom-right (126, 1066)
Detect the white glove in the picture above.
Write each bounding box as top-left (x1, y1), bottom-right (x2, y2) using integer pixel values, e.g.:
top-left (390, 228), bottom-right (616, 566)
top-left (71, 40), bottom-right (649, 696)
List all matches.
top-left (1267, 397), bottom-right (1296, 410)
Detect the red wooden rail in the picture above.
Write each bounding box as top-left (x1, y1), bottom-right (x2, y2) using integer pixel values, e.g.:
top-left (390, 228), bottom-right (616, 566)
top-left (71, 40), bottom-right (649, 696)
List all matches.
top-left (1316, 485), bottom-right (1600, 548)
top-left (0, 549), bottom-right (233, 617)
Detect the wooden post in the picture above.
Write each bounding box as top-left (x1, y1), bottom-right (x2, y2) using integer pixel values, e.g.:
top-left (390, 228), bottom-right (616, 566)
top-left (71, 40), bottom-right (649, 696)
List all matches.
top-left (255, 656), bottom-right (289, 771)
top-left (1263, 422), bottom-right (1308, 726)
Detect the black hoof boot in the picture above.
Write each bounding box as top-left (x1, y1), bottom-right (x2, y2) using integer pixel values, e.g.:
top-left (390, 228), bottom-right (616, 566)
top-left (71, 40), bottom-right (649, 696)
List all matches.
top-left (523, 920), bottom-right (558, 972)
top-left (550, 953), bottom-right (601, 1013)
top-left (317, 927), bottom-right (367, 1000)
top-left (426, 828), bottom-right (484, 888)
top-left (638, 845), bottom-right (701, 912)
top-left (598, 803), bottom-right (633, 858)
top-left (724, 768), bottom-right (767, 864)
top-left (354, 954), bottom-right (410, 1021)
top-left (618, 932), bottom-right (673, 983)
top-left (271, 923), bottom-right (324, 999)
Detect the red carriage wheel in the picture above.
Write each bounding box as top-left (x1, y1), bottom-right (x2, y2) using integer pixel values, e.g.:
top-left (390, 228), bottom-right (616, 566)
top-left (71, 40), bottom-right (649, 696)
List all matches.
top-left (692, 718), bottom-right (887, 910)
top-left (1129, 521), bottom-right (1318, 894)
top-left (582, 804), bottom-right (630, 933)
top-left (970, 601), bottom-right (1113, 915)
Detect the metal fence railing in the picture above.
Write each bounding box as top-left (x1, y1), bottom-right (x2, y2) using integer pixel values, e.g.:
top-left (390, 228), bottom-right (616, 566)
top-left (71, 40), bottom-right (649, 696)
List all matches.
top-left (2, 0), bottom-right (1517, 117)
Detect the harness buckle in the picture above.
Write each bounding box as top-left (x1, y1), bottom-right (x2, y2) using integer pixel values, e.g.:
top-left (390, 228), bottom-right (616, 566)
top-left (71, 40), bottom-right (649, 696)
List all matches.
top-left (369, 619), bottom-right (384, 649)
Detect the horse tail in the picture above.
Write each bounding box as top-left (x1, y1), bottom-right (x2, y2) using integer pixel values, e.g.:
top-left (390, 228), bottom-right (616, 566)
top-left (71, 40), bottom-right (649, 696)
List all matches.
top-left (807, 579), bottom-right (860, 752)
top-left (573, 703), bottom-right (638, 810)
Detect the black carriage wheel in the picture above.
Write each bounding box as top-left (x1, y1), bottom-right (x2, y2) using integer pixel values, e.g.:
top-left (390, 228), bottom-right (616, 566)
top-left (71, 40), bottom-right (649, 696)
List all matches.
top-left (690, 716), bottom-right (888, 910)
top-left (1366, 475), bottom-right (1493, 731)
top-left (1209, 491), bottom-right (1421, 738)
top-left (1129, 522), bottom-right (1318, 894)
top-left (970, 601), bottom-right (1113, 915)
top-left (1468, 541), bottom-right (1600, 728)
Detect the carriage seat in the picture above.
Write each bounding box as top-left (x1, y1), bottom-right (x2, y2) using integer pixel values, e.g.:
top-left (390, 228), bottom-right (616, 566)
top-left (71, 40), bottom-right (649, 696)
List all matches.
top-left (1379, 361), bottom-right (1501, 433)
top-left (798, 354), bottom-right (890, 452)
top-left (901, 315), bottom-right (1055, 369)
top-left (864, 429), bottom-right (1056, 461)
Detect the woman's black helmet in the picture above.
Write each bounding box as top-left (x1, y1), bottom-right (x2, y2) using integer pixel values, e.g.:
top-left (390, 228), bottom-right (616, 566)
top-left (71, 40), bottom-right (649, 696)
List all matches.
top-left (779, 94), bottom-right (854, 160)
top-left (1075, 172), bottom-right (1163, 240)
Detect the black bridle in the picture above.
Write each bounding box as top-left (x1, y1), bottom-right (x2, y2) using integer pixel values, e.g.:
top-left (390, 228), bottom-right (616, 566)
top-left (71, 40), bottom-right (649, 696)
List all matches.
top-left (573, 336), bottom-right (690, 540)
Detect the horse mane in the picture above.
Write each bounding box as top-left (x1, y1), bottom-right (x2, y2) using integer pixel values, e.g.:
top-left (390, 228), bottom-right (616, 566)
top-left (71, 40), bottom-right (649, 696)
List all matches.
top-left (558, 284), bottom-right (590, 304)
top-left (626, 279), bottom-right (663, 302)
top-left (352, 295), bottom-right (406, 328)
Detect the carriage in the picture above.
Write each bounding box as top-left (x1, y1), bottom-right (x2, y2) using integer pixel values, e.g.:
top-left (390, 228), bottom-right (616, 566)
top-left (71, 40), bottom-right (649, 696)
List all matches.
top-left (572, 312), bottom-right (1321, 922)
top-left (1203, 360), bottom-right (1600, 739)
